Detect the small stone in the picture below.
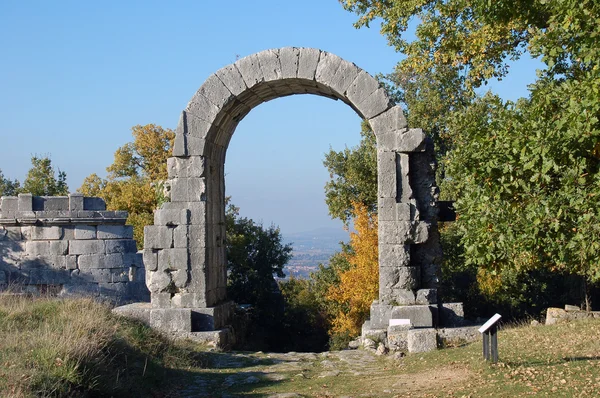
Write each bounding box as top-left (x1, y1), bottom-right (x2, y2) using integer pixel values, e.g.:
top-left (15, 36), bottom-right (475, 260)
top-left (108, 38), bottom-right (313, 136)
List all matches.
top-left (363, 338), bottom-right (377, 349)
top-left (531, 320), bottom-right (540, 326)
top-left (376, 343), bottom-right (389, 356)
top-left (348, 339), bottom-right (360, 349)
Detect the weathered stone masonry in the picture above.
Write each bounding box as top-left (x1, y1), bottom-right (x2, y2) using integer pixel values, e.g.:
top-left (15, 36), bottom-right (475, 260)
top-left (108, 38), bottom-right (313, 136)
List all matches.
top-left (131, 47), bottom-right (452, 348)
top-left (0, 193), bottom-right (149, 303)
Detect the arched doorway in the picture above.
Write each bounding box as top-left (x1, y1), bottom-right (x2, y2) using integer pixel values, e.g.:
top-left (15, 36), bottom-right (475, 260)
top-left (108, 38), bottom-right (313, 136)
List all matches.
top-left (142, 48), bottom-right (441, 336)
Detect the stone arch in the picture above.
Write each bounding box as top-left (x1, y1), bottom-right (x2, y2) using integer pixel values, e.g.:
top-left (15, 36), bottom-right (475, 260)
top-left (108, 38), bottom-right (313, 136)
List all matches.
top-left (143, 48), bottom-right (440, 336)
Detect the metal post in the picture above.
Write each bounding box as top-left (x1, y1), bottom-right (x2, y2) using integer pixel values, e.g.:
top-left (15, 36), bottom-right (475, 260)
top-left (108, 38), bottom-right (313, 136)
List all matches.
top-left (483, 331), bottom-right (489, 360)
top-left (490, 325), bottom-right (498, 363)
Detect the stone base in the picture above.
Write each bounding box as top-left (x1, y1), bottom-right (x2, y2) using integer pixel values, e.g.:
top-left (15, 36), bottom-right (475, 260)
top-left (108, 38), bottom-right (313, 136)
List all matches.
top-left (407, 328), bottom-right (437, 353)
top-left (179, 328), bottom-right (234, 349)
top-left (113, 301), bottom-right (234, 348)
top-left (437, 326), bottom-right (480, 347)
top-left (361, 301), bottom-right (470, 354)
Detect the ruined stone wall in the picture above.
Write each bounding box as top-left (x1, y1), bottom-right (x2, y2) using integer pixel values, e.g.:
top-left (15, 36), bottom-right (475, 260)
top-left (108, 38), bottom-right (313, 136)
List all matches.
top-left (0, 194), bottom-right (149, 303)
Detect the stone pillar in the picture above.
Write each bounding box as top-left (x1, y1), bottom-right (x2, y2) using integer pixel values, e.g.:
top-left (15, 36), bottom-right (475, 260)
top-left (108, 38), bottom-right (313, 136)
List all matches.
top-left (363, 105), bottom-right (442, 339)
top-left (144, 112), bottom-right (232, 333)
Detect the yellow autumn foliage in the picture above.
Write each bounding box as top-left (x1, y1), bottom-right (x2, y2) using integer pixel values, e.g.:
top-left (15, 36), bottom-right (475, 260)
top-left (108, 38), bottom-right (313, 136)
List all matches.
top-left (327, 201), bottom-right (378, 337)
top-left (79, 124), bottom-right (174, 248)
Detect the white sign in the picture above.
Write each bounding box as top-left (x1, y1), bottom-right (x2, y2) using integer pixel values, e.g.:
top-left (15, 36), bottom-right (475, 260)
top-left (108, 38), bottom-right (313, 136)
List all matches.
top-left (389, 319), bottom-right (411, 326)
top-left (479, 313), bottom-right (502, 333)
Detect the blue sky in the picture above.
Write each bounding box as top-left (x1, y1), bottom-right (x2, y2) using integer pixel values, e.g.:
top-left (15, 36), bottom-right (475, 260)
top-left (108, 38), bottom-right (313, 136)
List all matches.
top-left (0, 1), bottom-right (542, 234)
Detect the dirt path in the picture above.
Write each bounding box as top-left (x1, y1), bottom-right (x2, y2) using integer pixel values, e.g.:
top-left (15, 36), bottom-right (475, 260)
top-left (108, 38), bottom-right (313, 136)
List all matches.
top-left (177, 349), bottom-right (474, 397)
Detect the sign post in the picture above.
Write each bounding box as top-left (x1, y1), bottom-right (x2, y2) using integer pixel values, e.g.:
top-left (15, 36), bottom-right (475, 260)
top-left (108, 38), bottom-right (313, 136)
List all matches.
top-left (478, 313), bottom-right (502, 363)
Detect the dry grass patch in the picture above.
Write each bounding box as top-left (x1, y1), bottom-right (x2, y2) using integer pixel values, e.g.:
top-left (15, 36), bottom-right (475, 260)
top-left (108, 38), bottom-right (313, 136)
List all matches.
top-left (0, 294), bottom-right (208, 397)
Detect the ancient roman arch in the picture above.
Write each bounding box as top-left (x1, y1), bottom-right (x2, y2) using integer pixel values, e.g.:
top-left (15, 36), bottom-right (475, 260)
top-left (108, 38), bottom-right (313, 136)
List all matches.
top-left (141, 48), bottom-right (442, 339)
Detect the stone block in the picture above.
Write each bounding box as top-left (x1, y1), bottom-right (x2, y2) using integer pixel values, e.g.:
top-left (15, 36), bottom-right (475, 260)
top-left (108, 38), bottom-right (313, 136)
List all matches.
top-left (384, 288), bottom-right (416, 306)
top-left (196, 73), bottom-right (236, 109)
top-left (171, 269), bottom-right (188, 288)
top-left (0, 226), bottom-right (22, 241)
top-left (407, 328), bottom-right (438, 353)
top-left (74, 225), bottom-right (96, 240)
top-left (112, 302), bottom-right (151, 325)
top-left (151, 292), bottom-right (172, 308)
top-left (391, 305), bottom-right (435, 328)
top-left (26, 240), bottom-right (68, 256)
top-left (171, 292), bottom-right (207, 308)
top-left (387, 324), bottom-right (411, 351)
top-left (368, 302), bottom-right (393, 329)
top-left (379, 244), bottom-right (410, 268)
top-left (83, 197), bottom-right (106, 210)
top-left (188, 225), bottom-right (206, 248)
top-left (66, 255), bottom-right (77, 270)
top-left (378, 197), bottom-right (396, 221)
top-left (279, 47), bottom-right (300, 79)
top-left (158, 248), bottom-right (188, 271)
top-left (173, 225), bottom-right (188, 248)
top-left (21, 255), bottom-right (67, 270)
top-left (377, 151), bottom-right (396, 198)
top-left (380, 221), bottom-right (412, 245)
top-left (97, 225), bottom-right (134, 240)
top-left (236, 53), bottom-right (264, 89)
top-left (416, 289), bottom-right (437, 305)
top-left (1, 197), bottom-right (18, 213)
top-left (143, 225), bottom-right (173, 249)
top-left (357, 87), bottom-right (393, 119)
top-left (315, 51), bottom-right (342, 87)
top-left (397, 128), bottom-right (427, 152)
top-left (105, 239), bottom-right (137, 254)
top-left (437, 326), bottom-right (480, 347)
top-left (185, 89), bottom-right (221, 124)
top-left (330, 59), bottom-right (360, 96)
top-left (143, 249), bottom-right (158, 271)
top-left (150, 308), bottom-right (193, 333)
top-left (167, 156), bottom-right (205, 179)
top-left (30, 226), bottom-right (62, 240)
top-left (69, 240), bottom-right (105, 255)
top-left (32, 196), bottom-right (68, 211)
top-left (146, 269), bottom-right (171, 292)
top-left (187, 201), bottom-right (206, 225)
top-left (78, 253), bottom-right (127, 269)
top-left (297, 47), bottom-right (321, 80)
top-left (257, 49), bottom-right (282, 82)
top-left (369, 105), bottom-right (408, 134)
top-left (215, 63), bottom-right (248, 97)
top-left (80, 268), bottom-right (112, 283)
top-left (345, 70), bottom-right (379, 112)
top-left (154, 208), bottom-right (189, 227)
top-left (170, 177), bottom-right (206, 202)
top-left (68, 193), bottom-right (84, 211)
top-left (18, 193), bottom-right (33, 211)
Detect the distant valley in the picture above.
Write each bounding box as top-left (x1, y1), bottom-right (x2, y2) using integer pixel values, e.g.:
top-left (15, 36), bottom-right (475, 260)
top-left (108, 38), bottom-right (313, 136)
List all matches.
top-left (282, 227), bottom-right (350, 279)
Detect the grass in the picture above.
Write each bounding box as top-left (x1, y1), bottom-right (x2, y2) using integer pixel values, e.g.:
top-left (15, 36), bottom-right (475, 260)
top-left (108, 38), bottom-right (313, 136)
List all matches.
top-left (0, 294), bottom-right (209, 397)
top-left (1, 294), bottom-right (599, 397)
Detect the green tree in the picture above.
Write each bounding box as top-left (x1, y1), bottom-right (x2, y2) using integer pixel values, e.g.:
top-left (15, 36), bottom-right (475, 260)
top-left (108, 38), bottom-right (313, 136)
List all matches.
top-left (340, 0), bottom-right (600, 310)
top-left (226, 200), bottom-right (292, 308)
top-left (21, 156), bottom-right (68, 196)
top-left (0, 170), bottom-right (21, 197)
top-left (225, 200), bottom-right (293, 351)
